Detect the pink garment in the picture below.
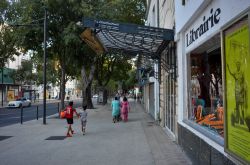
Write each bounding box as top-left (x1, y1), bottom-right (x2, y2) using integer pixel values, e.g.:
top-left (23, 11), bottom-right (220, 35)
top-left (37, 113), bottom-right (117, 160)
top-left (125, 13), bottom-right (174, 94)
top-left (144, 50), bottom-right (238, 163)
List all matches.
top-left (121, 101), bottom-right (129, 121)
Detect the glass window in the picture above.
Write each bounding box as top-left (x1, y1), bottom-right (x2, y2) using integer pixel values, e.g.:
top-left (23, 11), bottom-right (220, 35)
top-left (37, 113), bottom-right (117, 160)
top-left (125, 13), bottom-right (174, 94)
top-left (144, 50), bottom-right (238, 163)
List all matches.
top-left (189, 45), bottom-right (224, 138)
top-left (165, 42), bottom-right (176, 133)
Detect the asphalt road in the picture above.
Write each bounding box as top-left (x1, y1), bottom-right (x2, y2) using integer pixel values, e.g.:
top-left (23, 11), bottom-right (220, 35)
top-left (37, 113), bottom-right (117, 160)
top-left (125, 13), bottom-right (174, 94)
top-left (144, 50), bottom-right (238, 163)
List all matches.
top-left (0, 99), bottom-right (84, 127)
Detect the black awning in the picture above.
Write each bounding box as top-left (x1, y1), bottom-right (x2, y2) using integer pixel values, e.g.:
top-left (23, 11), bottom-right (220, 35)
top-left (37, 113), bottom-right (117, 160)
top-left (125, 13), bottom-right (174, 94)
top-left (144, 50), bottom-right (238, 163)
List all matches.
top-left (80, 18), bottom-right (174, 58)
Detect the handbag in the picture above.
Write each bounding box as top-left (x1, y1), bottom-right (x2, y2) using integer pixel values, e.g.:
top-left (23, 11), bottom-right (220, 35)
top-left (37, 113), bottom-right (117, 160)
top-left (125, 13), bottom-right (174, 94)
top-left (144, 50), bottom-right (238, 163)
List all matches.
top-left (60, 111), bottom-right (66, 119)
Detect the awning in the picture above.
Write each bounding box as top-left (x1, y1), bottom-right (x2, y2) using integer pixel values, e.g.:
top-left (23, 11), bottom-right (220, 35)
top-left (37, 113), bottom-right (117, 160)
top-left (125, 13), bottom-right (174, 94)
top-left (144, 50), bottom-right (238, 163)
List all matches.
top-left (80, 18), bottom-right (174, 58)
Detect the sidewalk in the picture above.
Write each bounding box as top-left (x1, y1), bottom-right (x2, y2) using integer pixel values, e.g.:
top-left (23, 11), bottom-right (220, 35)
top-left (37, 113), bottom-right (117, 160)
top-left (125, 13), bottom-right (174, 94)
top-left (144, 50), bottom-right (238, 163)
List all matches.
top-left (0, 100), bottom-right (192, 165)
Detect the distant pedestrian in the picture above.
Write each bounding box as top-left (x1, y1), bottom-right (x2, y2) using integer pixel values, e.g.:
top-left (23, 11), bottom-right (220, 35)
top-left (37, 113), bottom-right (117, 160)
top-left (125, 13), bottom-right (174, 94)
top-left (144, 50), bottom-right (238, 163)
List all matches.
top-left (121, 97), bottom-right (130, 122)
top-left (111, 97), bottom-right (120, 123)
top-left (64, 101), bottom-right (79, 137)
top-left (79, 105), bottom-right (88, 135)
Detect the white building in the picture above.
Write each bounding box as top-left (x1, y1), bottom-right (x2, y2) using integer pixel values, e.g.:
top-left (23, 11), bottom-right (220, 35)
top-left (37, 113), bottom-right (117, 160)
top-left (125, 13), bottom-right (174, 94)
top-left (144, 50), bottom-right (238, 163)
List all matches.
top-left (144, 0), bottom-right (250, 164)
top-left (145, 0), bottom-right (176, 138)
top-left (175, 0), bottom-right (250, 164)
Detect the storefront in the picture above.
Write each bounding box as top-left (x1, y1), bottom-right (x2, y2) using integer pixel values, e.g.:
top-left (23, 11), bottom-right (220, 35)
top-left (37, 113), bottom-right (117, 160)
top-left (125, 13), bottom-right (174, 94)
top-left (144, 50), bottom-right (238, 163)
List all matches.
top-left (160, 41), bottom-right (177, 137)
top-left (176, 1), bottom-right (250, 164)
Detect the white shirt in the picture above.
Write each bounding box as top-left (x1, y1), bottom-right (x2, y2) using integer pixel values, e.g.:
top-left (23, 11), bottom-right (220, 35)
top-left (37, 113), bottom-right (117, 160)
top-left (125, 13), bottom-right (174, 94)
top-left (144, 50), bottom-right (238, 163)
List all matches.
top-left (80, 111), bottom-right (87, 122)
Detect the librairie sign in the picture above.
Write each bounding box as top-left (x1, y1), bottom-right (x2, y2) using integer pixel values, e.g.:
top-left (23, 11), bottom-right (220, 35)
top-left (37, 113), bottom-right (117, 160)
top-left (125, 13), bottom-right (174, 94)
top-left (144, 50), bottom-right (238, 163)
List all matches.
top-left (185, 8), bottom-right (221, 47)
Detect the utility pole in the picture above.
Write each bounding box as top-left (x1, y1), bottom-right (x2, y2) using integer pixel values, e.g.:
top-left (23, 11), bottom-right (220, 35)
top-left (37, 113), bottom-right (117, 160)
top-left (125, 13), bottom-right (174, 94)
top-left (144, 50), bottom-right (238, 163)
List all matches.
top-left (43, 8), bottom-right (47, 125)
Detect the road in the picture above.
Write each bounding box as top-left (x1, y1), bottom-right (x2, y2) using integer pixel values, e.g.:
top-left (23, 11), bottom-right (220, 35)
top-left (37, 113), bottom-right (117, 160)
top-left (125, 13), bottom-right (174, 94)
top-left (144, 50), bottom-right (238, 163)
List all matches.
top-left (0, 99), bottom-right (86, 127)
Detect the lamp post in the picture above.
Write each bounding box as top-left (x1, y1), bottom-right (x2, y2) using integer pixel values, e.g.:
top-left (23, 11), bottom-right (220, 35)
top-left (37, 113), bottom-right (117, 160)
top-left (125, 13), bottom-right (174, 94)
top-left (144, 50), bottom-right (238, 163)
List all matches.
top-left (43, 8), bottom-right (47, 125)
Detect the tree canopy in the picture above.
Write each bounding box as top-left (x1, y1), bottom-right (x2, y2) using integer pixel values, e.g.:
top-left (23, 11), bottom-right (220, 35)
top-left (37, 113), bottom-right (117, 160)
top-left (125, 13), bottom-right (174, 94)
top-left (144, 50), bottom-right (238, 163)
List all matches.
top-left (2, 0), bottom-right (146, 107)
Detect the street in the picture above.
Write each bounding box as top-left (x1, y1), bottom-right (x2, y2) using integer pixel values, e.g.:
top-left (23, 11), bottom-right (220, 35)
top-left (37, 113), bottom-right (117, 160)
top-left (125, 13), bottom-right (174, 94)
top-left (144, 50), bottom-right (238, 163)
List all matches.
top-left (0, 99), bottom-right (83, 127)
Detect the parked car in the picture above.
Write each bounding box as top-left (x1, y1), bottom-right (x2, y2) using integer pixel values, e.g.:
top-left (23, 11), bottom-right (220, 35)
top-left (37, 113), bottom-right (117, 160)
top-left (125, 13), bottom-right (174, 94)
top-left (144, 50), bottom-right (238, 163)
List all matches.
top-left (8, 97), bottom-right (31, 108)
top-left (92, 94), bottom-right (98, 98)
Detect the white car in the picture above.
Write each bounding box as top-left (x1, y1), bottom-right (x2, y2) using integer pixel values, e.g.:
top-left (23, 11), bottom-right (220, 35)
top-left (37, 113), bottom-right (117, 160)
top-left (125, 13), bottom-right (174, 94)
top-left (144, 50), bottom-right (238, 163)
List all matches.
top-left (8, 97), bottom-right (31, 108)
top-left (92, 94), bottom-right (98, 98)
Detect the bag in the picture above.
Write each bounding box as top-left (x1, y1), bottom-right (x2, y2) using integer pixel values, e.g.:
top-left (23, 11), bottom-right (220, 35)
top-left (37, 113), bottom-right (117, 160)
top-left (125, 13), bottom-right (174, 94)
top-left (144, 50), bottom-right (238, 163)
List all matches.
top-left (60, 111), bottom-right (66, 119)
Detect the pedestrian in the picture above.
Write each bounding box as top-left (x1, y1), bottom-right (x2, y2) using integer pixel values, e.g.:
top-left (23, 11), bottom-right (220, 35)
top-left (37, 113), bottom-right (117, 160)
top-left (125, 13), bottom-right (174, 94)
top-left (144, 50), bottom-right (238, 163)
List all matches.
top-left (79, 105), bottom-right (88, 135)
top-left (121, 96), bottom-right (130, 122)
top-left (64, 101), bottom-right (79, 137)
top-left (111, 96), bottom-right (120, 123)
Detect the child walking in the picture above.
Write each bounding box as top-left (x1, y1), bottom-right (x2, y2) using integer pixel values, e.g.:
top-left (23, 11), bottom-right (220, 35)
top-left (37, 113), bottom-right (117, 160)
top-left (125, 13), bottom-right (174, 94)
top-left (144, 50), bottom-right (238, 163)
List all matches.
top-left (64, 101), bottom-right (79, 137)
top-left (79, 105), bottom-right (88, 135)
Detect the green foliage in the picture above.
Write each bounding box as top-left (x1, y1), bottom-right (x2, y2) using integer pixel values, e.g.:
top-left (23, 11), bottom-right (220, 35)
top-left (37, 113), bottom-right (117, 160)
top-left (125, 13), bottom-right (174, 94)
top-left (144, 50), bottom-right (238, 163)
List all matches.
top-left (11, 59), bottom-right (35, 85)
top-left (3, 0), bottom-right (146, 103)
top-left (0, 0), bottom-right (8, 24)
top-left (88, 0), bottom-right (146, 92)
top-left (0, 0), bottom-right (19, 66)
top-left (124, 69), bottom-right (137, 89)
top-left (0, 25), bottom-right (19, 66)
top-left (32, 53), bottom-right (60, 86)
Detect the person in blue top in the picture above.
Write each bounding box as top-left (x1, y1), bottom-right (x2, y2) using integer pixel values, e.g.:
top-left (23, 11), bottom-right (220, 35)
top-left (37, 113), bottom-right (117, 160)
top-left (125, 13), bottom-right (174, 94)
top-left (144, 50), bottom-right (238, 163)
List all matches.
top-left (111, 96), bottom-right (120, 123)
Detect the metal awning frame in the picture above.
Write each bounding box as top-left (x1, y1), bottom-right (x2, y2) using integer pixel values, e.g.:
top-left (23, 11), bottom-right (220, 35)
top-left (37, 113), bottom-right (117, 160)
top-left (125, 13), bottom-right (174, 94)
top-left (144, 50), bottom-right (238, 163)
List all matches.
top-left (81, 18), bottom-right (174, 59)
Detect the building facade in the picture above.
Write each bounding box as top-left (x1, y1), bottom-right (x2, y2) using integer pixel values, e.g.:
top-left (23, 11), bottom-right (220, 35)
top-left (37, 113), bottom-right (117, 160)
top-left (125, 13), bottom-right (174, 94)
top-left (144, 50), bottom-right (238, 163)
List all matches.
top-left (145, 0), bottom-right (177, 139)
top-left (175, 0), bottom-right (250, 164)
top-left (144, 0), bottom-right (250, 164)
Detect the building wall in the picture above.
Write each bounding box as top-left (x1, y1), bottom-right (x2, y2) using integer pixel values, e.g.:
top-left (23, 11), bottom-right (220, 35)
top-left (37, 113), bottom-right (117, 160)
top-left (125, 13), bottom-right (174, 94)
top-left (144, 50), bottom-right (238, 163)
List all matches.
top-left (151, 0), bottom-right (176, 139)
top-left (159, 0), bottom-right (175, 29)
top-left (175, 0), bottom-right (250, 164)
top-left (146, 0), bottom-right (159, 120)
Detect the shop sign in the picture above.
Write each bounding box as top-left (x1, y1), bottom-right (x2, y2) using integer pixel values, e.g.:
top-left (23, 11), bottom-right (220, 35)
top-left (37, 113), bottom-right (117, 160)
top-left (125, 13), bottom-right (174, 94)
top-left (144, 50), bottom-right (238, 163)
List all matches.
top-left (224, 13), bottom-right (250, 164)
top-left (186, 8), bottom-right (221, 48)
top-left (7, 90), bottom-right (15, 101)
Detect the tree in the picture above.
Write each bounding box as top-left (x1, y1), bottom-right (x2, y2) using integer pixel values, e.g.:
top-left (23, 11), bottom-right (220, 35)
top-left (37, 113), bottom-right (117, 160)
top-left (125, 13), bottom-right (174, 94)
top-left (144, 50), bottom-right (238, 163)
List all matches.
top-left (94, 52), bottom-right (132, 103)
top-left (11, 60), bottom-right (35, 85)
top-left (1, 0), bottom-right (20, 95)
top-left (4, 0), bottom-right (146, 109)
top-left (80, 0), bottom-right (146, 105)
top-left (5, 0), bottom-right (90, 109)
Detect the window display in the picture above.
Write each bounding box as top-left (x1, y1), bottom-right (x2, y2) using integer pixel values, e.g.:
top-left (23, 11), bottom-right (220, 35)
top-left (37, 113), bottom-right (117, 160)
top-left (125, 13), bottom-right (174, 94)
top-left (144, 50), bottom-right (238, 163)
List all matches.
top-left (189, 47), bottom-right (224, 137)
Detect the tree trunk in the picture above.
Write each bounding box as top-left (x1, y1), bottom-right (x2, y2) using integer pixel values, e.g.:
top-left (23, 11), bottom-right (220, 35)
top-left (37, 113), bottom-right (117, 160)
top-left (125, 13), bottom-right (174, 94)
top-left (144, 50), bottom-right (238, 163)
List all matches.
top-left (81, 61), bottom-right (96, 108)
top-left (82, 89), bottom-right (87, 108)
top-left (102, 87), bottom-right (108, 104)
top-left (86, 82), bottom-right (94, 108)
top-left (82, 80), bottom-right (94, 108)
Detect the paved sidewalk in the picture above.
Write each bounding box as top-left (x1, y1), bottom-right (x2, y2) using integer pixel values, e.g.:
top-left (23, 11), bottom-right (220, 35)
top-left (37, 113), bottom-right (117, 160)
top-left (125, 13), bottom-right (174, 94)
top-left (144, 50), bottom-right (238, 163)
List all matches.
top-left (0, 100), bottom-right (192, 165)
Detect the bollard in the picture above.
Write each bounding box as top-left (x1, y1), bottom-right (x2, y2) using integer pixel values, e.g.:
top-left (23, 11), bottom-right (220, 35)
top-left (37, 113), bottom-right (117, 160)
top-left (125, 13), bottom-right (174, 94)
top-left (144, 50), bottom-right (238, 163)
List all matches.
top-left (36, 106), bottom-right (38, 120)
top-left (21, 106), bottom-right (23, 124)
top-left (58, 102), bottom-right (60, 118)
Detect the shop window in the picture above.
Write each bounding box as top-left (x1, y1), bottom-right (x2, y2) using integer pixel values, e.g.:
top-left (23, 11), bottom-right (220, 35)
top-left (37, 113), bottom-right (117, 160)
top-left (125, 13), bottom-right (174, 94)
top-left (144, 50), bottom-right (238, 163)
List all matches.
top-left (189, 48), bottom-right (224, 138)
top-left (165, 42), bottom-right (177, 133)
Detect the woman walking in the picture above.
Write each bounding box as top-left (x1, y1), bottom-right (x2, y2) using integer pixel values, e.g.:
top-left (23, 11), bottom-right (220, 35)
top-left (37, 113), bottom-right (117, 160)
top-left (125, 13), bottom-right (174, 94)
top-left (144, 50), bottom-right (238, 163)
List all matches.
top-left (111, 97), bottom-right (120, 123)
top-left (121, 97), bottom-right (130, 122)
